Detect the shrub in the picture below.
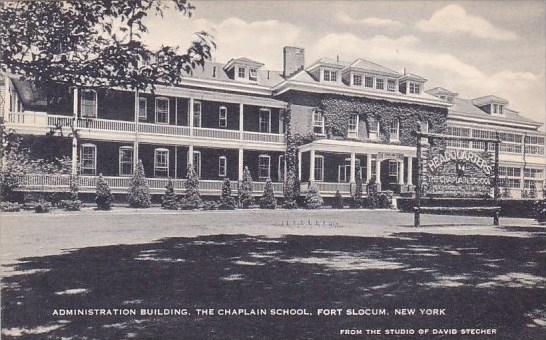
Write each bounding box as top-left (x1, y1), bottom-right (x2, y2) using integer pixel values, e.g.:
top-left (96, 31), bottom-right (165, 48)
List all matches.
top-left (184, 165), bottom-right (202, 209)
top-left (260, 179), bottom-right (277, 209)
top-left (333, 190), bottom-right (344, 209)
top-left (377, 192), bottom-right (392, 209)
top-left (128, 160), bottom-right (151, 208)
top-left (219, 178), bottom-right (236, 210)
top-left (161, 178), bottom-right (179, 210)
top-left (34, 200), bottom-right (51, 213)
top-left (535, 198), bottom-right (546, 223)
top-left (238, 166), bottom-right (255, 208)
top-left (203, 200), bottom-right (220, 210)
top-left (95, 174), bottom-right (113, 210)
top-left (0, 202), bottom-right (21, 212)
top-left (63, 199), bottom-right (82, 211)
top-left (305, 184), bottom-right (323, 209)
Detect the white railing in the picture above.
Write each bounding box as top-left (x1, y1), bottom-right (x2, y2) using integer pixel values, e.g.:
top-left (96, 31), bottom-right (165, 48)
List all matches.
top-left (8, 111), bottom-right (48, 126)
top-left (194, 127), bottom-right (240, 140)
top-left (243, 131), bottom-right (285, 143)
top-left (252, 181), bottom-right (284, 194)
top-left (48, 115), bottom-right (74, 128)
top-left (300, 182), bottom-right (352, 195)
top-left (138, 123), bottom-right (190, 136)
top-left (78, 118), bottom-right (135, 132)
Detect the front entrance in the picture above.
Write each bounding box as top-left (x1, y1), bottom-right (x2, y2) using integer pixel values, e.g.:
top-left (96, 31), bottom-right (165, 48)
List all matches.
top-left (380, 159), bottom-right (399, 191)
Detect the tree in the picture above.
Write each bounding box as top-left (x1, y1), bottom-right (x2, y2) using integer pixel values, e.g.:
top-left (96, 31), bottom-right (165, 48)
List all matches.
top-left (64, 174), bottom-right (82, 211)
top-left (128, 160), bottom-right (151, 208)
top-left (95, 174), bottom-right (113, 210)
top-left (219, 178), bottom-right (236, 210)
top-left (260, 179), bottom-right (276, 209)
top-left (184, 164), bottom-right (202, 209)
top-left (0, 1), bottom-right (214, 91)
top-left (305, 184), bottom-right (323, 209)
top-left (283, 105), bottom-right (299, 208)
top-left (161, 177), bottom-right (178, 210)
top-left (238, 166), bottom-right (255, 208)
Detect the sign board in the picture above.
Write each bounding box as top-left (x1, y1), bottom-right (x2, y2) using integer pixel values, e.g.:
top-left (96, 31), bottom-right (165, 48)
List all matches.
top-left (422, 148), bottom-right (493, 198)
top-left (376, 152), bottom-right (404, 161)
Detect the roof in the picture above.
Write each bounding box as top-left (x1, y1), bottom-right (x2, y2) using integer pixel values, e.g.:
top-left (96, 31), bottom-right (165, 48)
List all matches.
top-left (426, 87), bottom-right (458, 96)
top-left (11, 79), bottom-right (47, 109)
top-left (472, 95), bottom-right (509, 106)
top-left (346, 59), bottom-right (401, 77)
top-left (223, 57), bottom-right (264, 71)
top-left (449, 97), bottom-right (541, 127)
top-left (307, 58), bottom-right (351, 71)
top-left (184, 61), bottom-right (284, 87)
top-left (399, 72), bottom-right (427, 82)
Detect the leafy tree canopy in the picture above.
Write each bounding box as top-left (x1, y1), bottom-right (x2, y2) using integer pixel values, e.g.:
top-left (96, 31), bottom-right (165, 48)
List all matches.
top-left (0, 0), bottom-right (215, 90)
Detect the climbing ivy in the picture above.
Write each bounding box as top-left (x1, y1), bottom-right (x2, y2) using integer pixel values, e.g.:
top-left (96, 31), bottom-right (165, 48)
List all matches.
top-left (318, 94), bottom-right (448, 146)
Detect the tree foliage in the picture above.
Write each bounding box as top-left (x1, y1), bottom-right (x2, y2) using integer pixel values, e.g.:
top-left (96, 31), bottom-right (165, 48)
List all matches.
top-left (260, 178), bottom-right (276, 209)
top-left (219, 177), bottom-right (236, 210)
top-left (305, 184), bottom-right (323, 209)
top-left (238, 166), bottom-right (254, 208)
top-left (128, 159), bottom-right (151, 208)
top-left (161, 177), bottom-right (178, 210)
top-left (0, 0), bottom-right (214, 90)
top-left (95, 174), bottom-right (113, 210)
top-left (183, 165), bottom-right (202, 209)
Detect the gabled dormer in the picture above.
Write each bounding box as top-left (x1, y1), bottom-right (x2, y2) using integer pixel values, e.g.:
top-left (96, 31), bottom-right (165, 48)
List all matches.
top-left (398, 72), bottom-right (427, 95)
top-left (306, 58), bottom-right (346, 84)
top-left (223, 57), bottom-right (264, 83)
top-left (426, 87), bottom-right (458, 103)
top-left (341, 59), bottom-right (401, 92)
top-left (472, 95), bottom-right (508, 115)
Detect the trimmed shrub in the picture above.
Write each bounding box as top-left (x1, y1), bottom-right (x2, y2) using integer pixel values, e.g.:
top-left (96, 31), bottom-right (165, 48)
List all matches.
top-left (184, 165), bottom-right (202, 209)
top-left (203, 200), bottom-right (220, 211)
top-left (95, 174), bottom-right (113, 210)
top-left (219, 178), bottom-right (236, 210)
top-left (260, 179), bottom-right (277, 209)
top-left (333, 190), bottom-right (344, 209)
top-left (161, 178), bottom-right (179, 210)
top-left (238, 166), bottom-right (255, 208)
top-left (128, 160), bottom-right (151, 208)
top-left (0, 202), bottom-right (21, 212)
top-left (305, 184), bottom-right (323, 209)
top-left (35, 200), bottom-right (51, 213)
top-left (63, 199), bottom-right (82, 211)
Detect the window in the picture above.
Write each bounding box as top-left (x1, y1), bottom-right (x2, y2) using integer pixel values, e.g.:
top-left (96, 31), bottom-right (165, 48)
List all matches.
top-left (323, 69), bottom-right (337, 82)
top-left (155, 97), bottom-right (169, 124)
top-left (259, 108), bottom-right (271, 133)
top-left (338, 158), bottom-right (361, 183)
top-left (193, 101), bottom-right (202, 127)
top-left (389, 160), bottom-right (398, 178)
top-left (138, 97), bottom-right (147, 120)
top-left (348, 114), bottom-right (359, 137)
top-left (368, 117), bottom-right (379, 140)
top-left (492, 104), bottom-right (498, 114)
top-left (314, 155), bottom-right (324, 181)
top-left (387, 79), bottom-right (396, 92)
top-left (218, 156), bottom-right (227, 177)
top-left (364, 76), bottom-right (374, 88)
top-left (119, 146), bottom-right (133, 176)
top-left (312, 110), bottom-right (325, 135)
top-left (409, 82), bottom-right (420, 94)
top-left (389, 119), bottom-right (399, 141)
top-left (499, 105), bottom-right (503, 114)
top-left (499, 178), bottom-right (520, 188)
top-left (446, 126), bottom-right (470, 149)
top-left (258, 155), bottom-right (271, 179)
top-left (154, 148), bottom-right (169, 177)
top-left (249, 68), bottom-right (257, 81)
top-left (80, 144), bottom-right (97, 175)
top-left (80, 89), bottom-right (97, 118)
top-left (524, 168), bottom-right (543, 179)
top-left (238, 67), bottom-right (246, 78)
top-left (353, 74), bottom-right (362, 86)
top-left (219, 106), bottom-right (228, 128)
top-left (193, 151), bottom-right (201, 178)
top-left (375, 78), bottom-right (385, 90)
top-left (499, 166), bottom-right (521, 178)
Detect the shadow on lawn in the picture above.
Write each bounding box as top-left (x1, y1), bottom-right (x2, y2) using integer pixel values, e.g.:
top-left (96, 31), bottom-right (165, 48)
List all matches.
top-left (1, 232), bottom-right (545, 340)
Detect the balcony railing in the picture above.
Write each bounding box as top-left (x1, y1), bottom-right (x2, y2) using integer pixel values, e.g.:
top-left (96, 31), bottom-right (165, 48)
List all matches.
top-left (7, 112), bottom-right (284, 144)
top-left (300, 182), bottom-right (353, 196)
top-left (15, 174), bottom-right (282, 196)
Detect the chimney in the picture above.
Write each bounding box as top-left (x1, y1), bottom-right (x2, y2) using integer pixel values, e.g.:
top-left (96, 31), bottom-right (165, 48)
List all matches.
top-left (283, 46), bottom-right (305, 78)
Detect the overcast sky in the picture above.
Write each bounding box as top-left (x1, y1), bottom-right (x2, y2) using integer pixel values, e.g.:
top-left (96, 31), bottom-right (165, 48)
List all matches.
top-left (143, 0), bottom-right (545, 126)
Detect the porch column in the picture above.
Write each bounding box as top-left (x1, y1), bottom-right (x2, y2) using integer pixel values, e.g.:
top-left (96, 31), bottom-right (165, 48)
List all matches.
top-left (399, 158), bottom-right (405, 185)
top-left (349, 152), bottom-right (356, 183)
top-left (407, 157), bottom-right (413, 185)
top-left (376, 158), bottom-right (381, 186)
top-left (309, 149), bottom-right (315, 182)
top-left (189, 97), bottom-right (194, 136)
top-left (238, 148), bottom-right (244, 181)
top-left (174, 145), bottom-right (178, 179)
top-left (239, 103), bottom-right (244, 140)
top-left (133, 141), bottom-right (139, 169)
top-left (366, 154), bottom-right (372, 183)
top-left (298, 150), bottom-right (302, 181)
top-left (71, 87), bottom-right (78, 175)
top-left (188, 144), bottom-right (194, 165)
top-left (279, 110), bottom-right (284, 134)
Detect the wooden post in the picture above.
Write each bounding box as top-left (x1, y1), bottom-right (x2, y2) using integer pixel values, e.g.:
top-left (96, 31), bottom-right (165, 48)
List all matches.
top-left (414, 127), bottom-right (422, 228)
top-left (494, 133), bottom-right (500, 226)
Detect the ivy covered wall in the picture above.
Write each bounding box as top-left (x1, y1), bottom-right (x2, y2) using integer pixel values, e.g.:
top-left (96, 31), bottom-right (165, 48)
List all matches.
top-left (280, 91), bottom-right (449, 147)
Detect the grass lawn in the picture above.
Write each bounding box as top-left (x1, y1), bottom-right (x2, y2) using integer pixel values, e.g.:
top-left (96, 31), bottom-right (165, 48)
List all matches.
top-left (1, 209), bottom-right (545, 339)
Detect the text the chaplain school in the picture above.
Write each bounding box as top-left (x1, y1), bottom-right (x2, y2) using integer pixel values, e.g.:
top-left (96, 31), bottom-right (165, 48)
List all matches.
top-left (52, 308), bottom-right (446, 317)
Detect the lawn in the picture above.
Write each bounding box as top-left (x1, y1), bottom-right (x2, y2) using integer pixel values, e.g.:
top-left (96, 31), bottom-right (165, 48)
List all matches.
top-left (1, 209), bottom-right (545, 339)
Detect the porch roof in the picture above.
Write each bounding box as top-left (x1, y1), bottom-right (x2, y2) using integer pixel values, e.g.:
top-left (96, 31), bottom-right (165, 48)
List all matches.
top-left (299, 139), bottom-right (416, 157)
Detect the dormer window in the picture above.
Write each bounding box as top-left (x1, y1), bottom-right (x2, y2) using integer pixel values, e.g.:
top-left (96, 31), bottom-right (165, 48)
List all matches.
top-left (238, 67), bottom-right (246, 78)
top-left (323, 69), bottom-right (337, 82)
top-left (364, 76), bottom-right (374, 88)
top-left (409, 82), bottom-right (421, 94)
top-left (376, 78), bottom-right (385, 90)
top-left (492, 104), bottom-right (504, 115)
top-left (249, 68), bottom-right (257, 81)
top-left (387, 79), bottom-right (396, 92)
top-left (499, 105), bottom-right (503, 114)
top-left (353, 74), bottom-right (362, 86)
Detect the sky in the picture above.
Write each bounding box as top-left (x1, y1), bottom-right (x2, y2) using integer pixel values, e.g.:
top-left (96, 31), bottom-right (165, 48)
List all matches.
top-left (143, 0), bottom-right (546, 126)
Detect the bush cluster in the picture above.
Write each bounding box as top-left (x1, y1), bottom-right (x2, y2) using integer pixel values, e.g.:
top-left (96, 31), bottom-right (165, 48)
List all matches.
top-left (96, 175), bottom-right (113, 210)
top-left (0, 201), bottom-right (21, 212)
